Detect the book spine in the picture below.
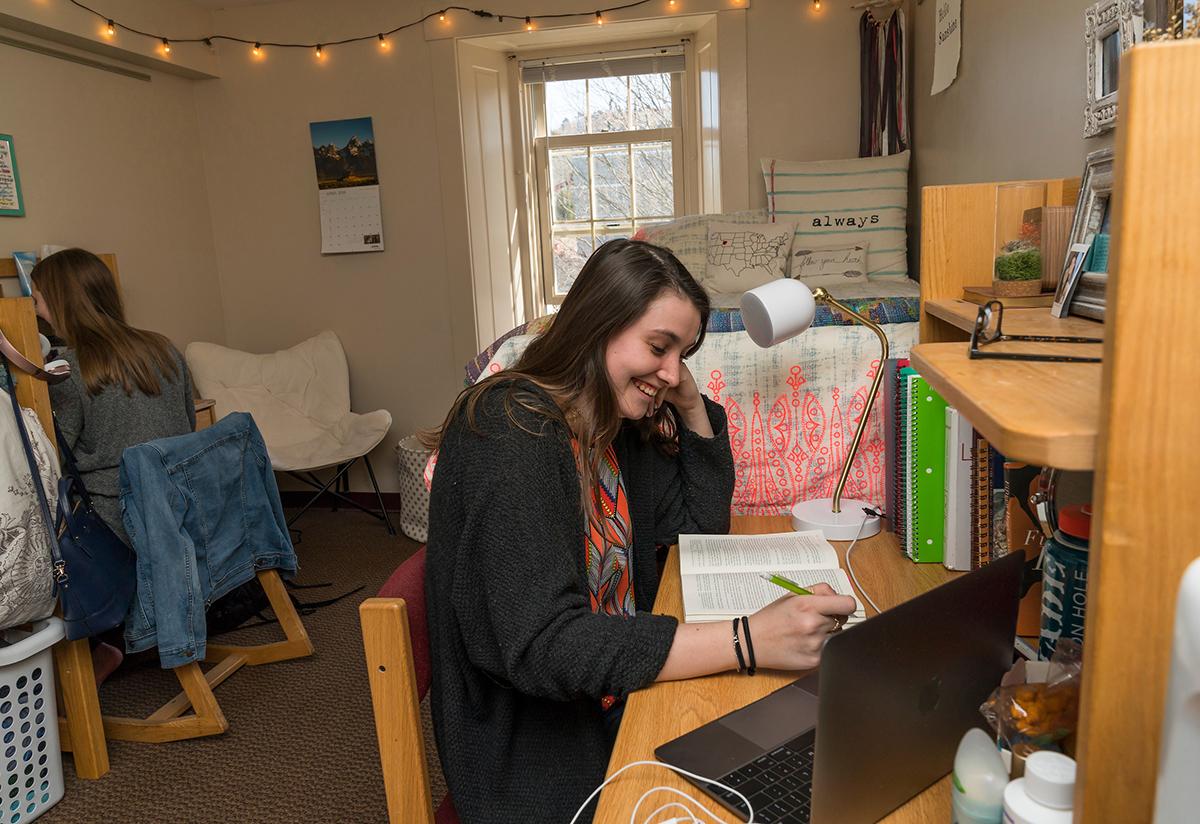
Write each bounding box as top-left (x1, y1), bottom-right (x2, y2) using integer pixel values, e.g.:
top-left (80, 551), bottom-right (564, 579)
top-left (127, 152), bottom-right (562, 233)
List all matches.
top-left (1004, 462), bottom-right (1047, 637)
top-left (970, 431), bottom-right (992, 570)
top-left (883, 358), bottom-right (904, 533)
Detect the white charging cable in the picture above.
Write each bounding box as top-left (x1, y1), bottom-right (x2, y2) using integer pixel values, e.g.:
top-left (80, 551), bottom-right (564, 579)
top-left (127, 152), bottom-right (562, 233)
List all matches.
top-left (843, 507), bottom-right (883, 615)
top-left (567, 759), bottom-right (756, 824)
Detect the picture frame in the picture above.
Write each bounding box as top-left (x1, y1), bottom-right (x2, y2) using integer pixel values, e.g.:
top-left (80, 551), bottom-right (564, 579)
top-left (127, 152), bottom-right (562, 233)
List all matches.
top-left (1062, 147), bottom-right (1115, 320)
top-left (1084, 0), bottom-right (1145, 137)
top-left (1052, 243), bottom-right (1093, 319)
top-left (0, 134), bottom-right (25, 218)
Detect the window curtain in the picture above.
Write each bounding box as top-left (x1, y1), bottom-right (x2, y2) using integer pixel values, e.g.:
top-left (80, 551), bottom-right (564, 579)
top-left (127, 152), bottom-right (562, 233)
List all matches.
top-left (859, 8), bottom-right (909, 158)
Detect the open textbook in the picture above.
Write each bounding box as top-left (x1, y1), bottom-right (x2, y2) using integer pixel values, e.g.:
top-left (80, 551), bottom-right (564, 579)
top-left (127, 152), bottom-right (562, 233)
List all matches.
top-left (678, 531), bottom-right (866, 625)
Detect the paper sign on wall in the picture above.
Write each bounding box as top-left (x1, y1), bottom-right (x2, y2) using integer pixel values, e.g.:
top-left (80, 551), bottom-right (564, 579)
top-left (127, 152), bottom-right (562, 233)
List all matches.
top-left (931, 0), bottom-right (962, 95)
top-left (309, 117), bottom-right (384, 254)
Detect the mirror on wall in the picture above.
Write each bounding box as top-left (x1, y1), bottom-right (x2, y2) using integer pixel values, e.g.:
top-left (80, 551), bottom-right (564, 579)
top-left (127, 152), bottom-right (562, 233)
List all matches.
top-left (1083, 0), bottom-right (1145, 137)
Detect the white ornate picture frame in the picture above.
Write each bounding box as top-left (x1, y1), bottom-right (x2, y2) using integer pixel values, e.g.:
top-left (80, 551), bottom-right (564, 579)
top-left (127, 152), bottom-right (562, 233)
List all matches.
top-left (1084, 0), bottom-right (1145, 137)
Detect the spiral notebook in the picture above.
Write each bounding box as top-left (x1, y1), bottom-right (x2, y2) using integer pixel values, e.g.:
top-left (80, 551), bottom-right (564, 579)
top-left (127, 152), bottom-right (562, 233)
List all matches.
top-left (904, 374), bottom-right (948, 563)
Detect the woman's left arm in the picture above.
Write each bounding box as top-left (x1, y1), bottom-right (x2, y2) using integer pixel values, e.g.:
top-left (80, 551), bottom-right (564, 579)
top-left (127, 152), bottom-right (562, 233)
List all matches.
top-left (653, 365), bottom-right (735, 542)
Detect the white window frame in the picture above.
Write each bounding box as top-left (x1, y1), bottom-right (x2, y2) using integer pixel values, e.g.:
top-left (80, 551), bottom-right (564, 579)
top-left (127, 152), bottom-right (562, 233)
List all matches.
top-left (525, 48), bottom-right (692, 305)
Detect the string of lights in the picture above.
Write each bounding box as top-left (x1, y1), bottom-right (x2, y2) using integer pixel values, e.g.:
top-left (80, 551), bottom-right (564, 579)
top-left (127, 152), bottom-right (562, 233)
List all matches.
top-left (68, 0), bottom-right (678, 58)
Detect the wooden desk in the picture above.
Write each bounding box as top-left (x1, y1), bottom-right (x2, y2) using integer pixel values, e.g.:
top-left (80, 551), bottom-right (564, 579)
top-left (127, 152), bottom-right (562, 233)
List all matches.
top-left (593, 515), bottom-right (959, 823)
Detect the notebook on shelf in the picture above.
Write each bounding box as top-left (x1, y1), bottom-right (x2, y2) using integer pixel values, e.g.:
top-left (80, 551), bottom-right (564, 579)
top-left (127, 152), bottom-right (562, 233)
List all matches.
top-left (678, 531), bottom-right (865, 625)
top-left (906, 374), bottom-right (948, 563)
top-left (944, 407), bottom-right (973, 571)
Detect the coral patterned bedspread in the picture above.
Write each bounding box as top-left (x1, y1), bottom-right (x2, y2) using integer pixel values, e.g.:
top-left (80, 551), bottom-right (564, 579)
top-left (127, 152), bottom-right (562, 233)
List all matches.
top-left (466, 300), bottom-right (917, 516)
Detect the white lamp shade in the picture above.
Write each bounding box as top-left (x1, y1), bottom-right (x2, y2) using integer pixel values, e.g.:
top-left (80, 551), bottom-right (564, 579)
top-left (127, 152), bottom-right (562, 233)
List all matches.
top-left (739, 278), bottom-right (817, 348)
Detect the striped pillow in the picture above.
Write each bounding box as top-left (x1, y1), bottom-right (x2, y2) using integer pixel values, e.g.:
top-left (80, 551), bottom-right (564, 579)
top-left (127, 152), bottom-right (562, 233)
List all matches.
top-left (762, 150), bottom-right (910, 280)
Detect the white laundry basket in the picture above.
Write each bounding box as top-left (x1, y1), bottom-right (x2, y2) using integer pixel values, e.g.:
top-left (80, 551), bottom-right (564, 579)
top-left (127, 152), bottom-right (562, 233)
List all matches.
top-left (396, 435), bottom-right (432, 543)
top-left (0, 617), bottom-right (65, 823)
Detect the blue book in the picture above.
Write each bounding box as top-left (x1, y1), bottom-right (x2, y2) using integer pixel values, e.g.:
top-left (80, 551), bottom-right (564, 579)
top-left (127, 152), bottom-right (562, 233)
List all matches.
top-left (11, 252), bottom-right (36, 297)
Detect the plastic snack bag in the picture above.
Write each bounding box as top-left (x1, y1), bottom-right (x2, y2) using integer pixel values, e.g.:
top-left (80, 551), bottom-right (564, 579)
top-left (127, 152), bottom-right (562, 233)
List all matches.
top-left (980, 638), bottom-right (1082, 750)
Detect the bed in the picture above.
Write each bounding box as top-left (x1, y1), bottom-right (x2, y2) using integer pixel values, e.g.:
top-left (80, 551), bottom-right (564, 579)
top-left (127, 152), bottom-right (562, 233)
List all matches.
top-left (465, 277), bottom-right (918, 516)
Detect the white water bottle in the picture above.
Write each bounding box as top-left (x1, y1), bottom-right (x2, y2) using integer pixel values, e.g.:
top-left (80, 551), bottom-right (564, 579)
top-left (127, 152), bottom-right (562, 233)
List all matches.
top-left (951, 728), bottom-right (1008, 824)
top-left (1002, 751), bottom-right (1075, 824)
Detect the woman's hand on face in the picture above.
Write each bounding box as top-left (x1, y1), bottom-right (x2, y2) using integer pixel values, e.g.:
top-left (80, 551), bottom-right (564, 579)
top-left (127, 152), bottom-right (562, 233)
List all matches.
top-left (660, 361), bottom-right (703, 415)
top-left (746, 583), bottom-right (857, 671)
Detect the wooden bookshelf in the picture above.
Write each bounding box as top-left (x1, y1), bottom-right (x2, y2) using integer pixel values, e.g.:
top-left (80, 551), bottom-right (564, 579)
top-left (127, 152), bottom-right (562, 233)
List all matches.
top-left (917, 40), bottom-right (1200, 823)
top-left (909, 342), bottom-right (1099, 471)
top-left (924, 298), bottom-right (1104, 338)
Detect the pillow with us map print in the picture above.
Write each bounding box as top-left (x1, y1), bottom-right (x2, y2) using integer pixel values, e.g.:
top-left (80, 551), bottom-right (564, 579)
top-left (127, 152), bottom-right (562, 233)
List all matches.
top-left (704, 221), bottom-right (796, 307)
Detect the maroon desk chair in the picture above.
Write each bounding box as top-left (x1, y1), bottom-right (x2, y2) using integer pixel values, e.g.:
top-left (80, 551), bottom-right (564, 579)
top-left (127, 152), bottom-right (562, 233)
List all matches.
top-left (360, 547), bottom-right (459, 824)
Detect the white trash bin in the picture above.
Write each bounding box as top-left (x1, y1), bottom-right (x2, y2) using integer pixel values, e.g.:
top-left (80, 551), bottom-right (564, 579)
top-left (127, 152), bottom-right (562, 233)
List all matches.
top-left (0, 617), bottom-right (65, 822)
top-left (396, 435), bottom-right (432, 543)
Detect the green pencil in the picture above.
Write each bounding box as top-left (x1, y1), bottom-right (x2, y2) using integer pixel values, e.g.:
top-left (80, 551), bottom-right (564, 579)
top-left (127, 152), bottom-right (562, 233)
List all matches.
top-left (758, 573), bottom-right (813, 596)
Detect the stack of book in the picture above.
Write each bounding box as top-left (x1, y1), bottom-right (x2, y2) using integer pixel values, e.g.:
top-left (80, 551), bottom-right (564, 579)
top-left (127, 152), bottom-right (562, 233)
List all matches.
top-left (881, 362), bottom-right (1044, 635)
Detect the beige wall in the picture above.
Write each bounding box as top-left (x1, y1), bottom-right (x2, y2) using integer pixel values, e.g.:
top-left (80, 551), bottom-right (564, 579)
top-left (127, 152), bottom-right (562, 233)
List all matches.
top-left (193, 0), bottom-right (463, 492)
top-left (1, 0), bottom-right (875, 493)
top-left (0, 31), bottom-right (226, 352)
top-left (909, 0), bottom-right (1117, 267)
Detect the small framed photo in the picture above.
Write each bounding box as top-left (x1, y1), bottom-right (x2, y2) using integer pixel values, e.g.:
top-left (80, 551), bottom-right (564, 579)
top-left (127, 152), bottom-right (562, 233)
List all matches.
top-left (1084, 0), bottom-right (1145, 137)
top-left (1061, 147), bottom-right (1115, 320)
top-left (0, 134), bottom-right (24, 217)
top-left (1052, 243), bottom-right (1092, 318)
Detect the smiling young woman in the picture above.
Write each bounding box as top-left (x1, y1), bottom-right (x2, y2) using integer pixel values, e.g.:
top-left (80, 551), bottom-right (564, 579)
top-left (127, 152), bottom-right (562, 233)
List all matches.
top-left (421, 239), bottom-right (855, 823)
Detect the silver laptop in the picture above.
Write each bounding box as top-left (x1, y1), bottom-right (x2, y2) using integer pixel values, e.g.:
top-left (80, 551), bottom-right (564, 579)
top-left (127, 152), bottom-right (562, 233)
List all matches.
top-left (655, 551), bottom-right (1023, 824)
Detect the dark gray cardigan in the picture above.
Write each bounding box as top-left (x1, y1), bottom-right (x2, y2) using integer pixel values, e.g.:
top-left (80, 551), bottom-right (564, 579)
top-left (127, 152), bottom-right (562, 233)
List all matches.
top-left (426, 380), bottom-right (735, 823)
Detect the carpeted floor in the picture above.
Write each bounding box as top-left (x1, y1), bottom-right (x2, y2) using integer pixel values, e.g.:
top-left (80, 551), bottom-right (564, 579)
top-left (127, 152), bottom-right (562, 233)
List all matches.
top-left (42, 508), bottom-right (420, 824)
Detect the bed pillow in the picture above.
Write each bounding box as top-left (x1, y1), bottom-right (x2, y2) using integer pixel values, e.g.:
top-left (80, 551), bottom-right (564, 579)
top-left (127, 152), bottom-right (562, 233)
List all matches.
top-left (790, 242), bottom-right (870, 287)
top-left (704, 222), bottom-right (794, 298)
top-left (762, 150), bottom-right (909, 279)
top-left (636, 209), bottom-right (768, 287)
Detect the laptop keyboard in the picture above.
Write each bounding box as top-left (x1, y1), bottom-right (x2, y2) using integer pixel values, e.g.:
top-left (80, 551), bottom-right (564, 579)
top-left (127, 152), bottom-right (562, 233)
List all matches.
top-left (697, 730), bottom-right (815, 823)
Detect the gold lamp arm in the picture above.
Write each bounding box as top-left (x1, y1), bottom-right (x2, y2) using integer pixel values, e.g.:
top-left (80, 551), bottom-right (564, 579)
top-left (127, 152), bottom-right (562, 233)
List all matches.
top-left (811, 288), bottom-right (890, 514)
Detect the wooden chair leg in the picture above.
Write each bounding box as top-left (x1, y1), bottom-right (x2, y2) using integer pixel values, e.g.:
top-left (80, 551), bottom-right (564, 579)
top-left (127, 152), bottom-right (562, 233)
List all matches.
top-left (360, 598), bottom-right (435, 824)
top-left (53, 638), bottom-right (109, 779)
top-left (103, 662), bottom-right (229, 743)
top-left (204, 569), bottom-right (314, 666)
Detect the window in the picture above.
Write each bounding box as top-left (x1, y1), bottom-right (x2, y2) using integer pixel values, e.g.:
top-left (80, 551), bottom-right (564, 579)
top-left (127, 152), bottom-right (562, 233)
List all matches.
top-left (524, 47), bottom-right (686, 301)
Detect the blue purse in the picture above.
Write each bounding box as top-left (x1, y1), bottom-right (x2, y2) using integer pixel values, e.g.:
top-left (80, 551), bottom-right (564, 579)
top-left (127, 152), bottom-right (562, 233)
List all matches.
top-left (3, 354), bottom-right (137, 641)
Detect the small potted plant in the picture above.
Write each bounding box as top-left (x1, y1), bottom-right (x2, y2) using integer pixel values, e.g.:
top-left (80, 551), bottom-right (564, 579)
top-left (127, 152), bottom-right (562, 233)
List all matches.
top-left (993, 240), bottom-right (1043, 297)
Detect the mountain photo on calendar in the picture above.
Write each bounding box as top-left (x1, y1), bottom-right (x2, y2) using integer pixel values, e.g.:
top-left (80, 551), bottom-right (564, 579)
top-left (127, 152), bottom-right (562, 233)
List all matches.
top-left (310, 116), bottom-right (379, 190)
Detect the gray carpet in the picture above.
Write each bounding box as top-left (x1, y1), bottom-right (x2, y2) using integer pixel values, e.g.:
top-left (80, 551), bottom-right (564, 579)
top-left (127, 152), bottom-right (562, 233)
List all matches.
top-left (42, 508), bottom-right (420, 824)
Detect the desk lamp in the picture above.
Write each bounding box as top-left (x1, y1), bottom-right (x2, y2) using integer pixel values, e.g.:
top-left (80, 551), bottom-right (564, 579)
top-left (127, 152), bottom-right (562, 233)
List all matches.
top-left (740, 278), bottom-right (888, 540)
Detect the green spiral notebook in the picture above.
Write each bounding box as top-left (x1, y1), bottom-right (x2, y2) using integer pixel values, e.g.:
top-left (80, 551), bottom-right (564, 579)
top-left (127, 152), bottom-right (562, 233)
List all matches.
top-left (906, 374), bottom-right (948, 563)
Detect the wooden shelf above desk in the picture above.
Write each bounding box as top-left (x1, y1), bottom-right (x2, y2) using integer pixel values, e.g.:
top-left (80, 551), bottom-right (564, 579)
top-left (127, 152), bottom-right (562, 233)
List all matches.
top-left (924, 298), bottom-right (1105, 338)
top-left (909, 342), bottom-right (1100, 470)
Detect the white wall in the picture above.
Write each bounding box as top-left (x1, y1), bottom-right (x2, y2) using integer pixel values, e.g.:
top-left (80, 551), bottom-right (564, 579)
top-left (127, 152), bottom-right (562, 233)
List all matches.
top-left (0, 30), bottom-right (226, 351)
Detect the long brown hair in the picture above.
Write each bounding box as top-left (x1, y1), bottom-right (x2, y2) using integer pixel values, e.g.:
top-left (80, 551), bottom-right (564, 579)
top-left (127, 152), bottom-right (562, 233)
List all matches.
top-left (427, 238), bottom-right (710, 527)
top-left (31, 248), bottom-right (180, 397)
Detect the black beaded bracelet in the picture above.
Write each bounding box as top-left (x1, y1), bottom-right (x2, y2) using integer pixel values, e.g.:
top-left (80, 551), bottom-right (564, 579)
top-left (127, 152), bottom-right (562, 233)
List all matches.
top-left (740, 615), bottom-right (757, 676)
top-left (731, 617), bottom-right (747, 672)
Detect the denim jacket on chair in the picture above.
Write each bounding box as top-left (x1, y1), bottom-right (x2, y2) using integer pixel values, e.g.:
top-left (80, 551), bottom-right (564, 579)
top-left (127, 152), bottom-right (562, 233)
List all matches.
top-left (119, 412), bottom-right (297, 668)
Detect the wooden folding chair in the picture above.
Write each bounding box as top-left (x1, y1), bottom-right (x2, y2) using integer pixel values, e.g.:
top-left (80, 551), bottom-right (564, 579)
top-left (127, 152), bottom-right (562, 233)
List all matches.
top-left (96, 569), bottom-right (313, 743)
top-left (360, 547), bottom-right (458, 824)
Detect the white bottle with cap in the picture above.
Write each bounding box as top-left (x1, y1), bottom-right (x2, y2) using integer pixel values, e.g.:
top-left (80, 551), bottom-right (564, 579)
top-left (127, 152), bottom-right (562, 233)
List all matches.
top-left (1002, 751), bottom-right (1076, 824)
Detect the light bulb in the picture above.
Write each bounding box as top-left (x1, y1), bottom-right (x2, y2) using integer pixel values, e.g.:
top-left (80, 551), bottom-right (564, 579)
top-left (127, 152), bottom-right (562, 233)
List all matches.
top-left (813, 0), bottom-right (821, 9)
top-left (525, 16), bottom-right (534, 31)
top-left (315, 44), bottom-right (324, 59)
top-left (439, 11), bottom-right (446, 22)
top-left (669, 0), bottom-right (676, 6)
top-left (378, 33), bottom-right (389, 50)
top-left (105, 19), bottom-right (115, 37)
top-left (596, 11), bottom-right (604, 24)
top-left (252, 42), bottom-right (261, 57)
top-left (161, 38), bottom-right (171, 54)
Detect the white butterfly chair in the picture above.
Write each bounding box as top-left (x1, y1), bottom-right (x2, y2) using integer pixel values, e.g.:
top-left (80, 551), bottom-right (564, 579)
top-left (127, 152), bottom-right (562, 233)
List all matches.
top-left (185, 330), bottom-right (395, 535)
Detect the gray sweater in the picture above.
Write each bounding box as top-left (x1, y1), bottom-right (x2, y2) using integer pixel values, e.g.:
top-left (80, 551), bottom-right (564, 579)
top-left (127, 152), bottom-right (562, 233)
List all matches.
top-left (426, 379), bottom-right (735, 823)
top-left (48, 346), bottom-right (195, 544)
